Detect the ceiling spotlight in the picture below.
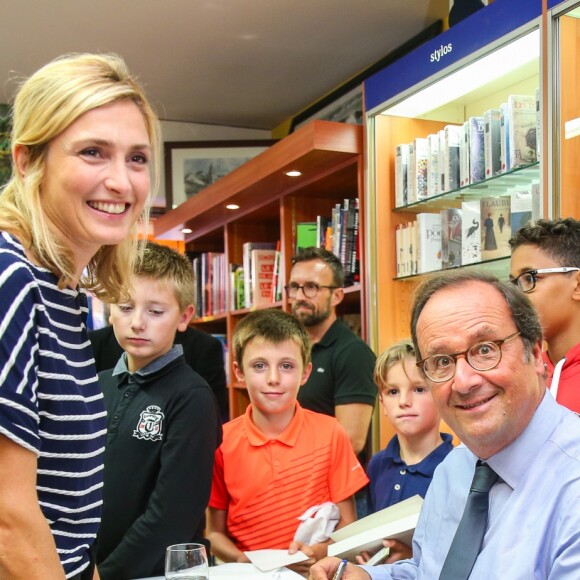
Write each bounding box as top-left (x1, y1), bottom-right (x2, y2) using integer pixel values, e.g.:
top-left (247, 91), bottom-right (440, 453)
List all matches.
top-left (285, 170), bottom-right (302, 177)
top-left (226, 204), bottom-right (240, 210)
top-left (181, 227), bottom-right (192, 234)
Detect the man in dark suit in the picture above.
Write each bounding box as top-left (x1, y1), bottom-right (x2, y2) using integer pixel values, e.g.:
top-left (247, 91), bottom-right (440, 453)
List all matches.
top-left (89, 325), bottom-right (229, 422)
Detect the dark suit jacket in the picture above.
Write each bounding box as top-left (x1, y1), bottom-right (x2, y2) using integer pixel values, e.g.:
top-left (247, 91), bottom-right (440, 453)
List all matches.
top-left (89, 325), bottom-right (228, 421)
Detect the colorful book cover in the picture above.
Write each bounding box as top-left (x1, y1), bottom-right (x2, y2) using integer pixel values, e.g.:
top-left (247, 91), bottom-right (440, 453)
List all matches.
top-left (484, 109), bottom-right (501, 178)
top-left (461, 200), bottom-right (481, 265)
top-left (427, 134), bottom-right (440, 197)
top-left (242, 241), bottom-right (276, 308)
top-left (469, 116), bottom-right (485, 183)
top-left (413, 137), bottom-right (429, 201)
top-left (440, 208), bottom-right (462, 269)
top-left (296, 221), bottom-right (317, 253)
top-left (508, 94), bottom-right (537, 168)
top-left (510, 189), bottom-right (533, 235)
top-left (250, 249), bottom-right (276, 307)
top-left (480, 196), bottom-right (511, 261)
top-left (416, 213), bottom-right (442, 274)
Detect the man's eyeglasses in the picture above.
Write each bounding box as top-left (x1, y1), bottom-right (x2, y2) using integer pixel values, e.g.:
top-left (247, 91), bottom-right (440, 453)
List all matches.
top-left (284, 282), bottom-right (339, 298)
top-left (416, 332), bottom-right (521, 383)
top-left (511, 267), bottom-right (580, 293)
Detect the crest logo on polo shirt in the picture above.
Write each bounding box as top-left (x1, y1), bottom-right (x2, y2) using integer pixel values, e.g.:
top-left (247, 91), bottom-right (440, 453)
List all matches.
top-left (133, 405), bottom-right (164, 441)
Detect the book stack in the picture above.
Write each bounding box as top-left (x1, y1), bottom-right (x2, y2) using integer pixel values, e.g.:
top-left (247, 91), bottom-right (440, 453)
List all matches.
top-left (242, 242), bottom-right (277, 308)
top-left (191, 252), bottom-right (227, 318)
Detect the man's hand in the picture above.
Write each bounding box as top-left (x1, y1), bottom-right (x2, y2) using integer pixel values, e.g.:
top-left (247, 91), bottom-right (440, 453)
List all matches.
top-left (309, 557), bottom-right (371, 579)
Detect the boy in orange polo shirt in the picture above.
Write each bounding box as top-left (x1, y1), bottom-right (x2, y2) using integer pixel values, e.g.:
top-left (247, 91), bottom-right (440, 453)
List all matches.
top-left (208, 309), bottom-right (368, 574)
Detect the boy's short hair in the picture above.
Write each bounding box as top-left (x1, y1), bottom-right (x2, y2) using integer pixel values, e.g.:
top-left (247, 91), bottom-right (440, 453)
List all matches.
top-left (233, 309), bottom-right (311, 367)
top-left (291, 247), bottom-right (344, 288)
top-left (135, 242), bottom-right (195, 311)
top-left (508, 218), bottom-right (580, 268)
top-left (374, 339), bottom-right (415, 390)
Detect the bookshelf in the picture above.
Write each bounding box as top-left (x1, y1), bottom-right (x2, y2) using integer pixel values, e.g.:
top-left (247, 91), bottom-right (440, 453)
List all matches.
top-left (363, 0), bottom-right (545, 447)
top-left (153, 120), bottom-right (366, 419)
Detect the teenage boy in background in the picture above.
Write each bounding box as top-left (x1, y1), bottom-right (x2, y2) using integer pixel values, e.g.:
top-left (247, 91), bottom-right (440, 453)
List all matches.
top-left (509, 217), bottom-right (580, 412)
top-left (208, 309), bottom-right (368, 576)
top-left (96, 242), bottom-right (220, 580)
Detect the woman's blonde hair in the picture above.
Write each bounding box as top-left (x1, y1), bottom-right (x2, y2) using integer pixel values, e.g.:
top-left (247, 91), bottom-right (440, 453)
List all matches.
top-left (0, 53), bottom-right (161, 301)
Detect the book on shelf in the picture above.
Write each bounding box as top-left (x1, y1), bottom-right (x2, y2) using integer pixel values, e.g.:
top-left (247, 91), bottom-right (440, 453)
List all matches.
top-left (480, 196), bottom-right (511, 261)
top-left (468, 116), bottom-right (485, 184)
top-left (459, 120), bottom-right (469, 188)
top-left (500, 102), bottom-right (511, 173)
top-left (508, 94), bottom-right (537, 168)
top-left (484, 109), bottom-right (501, 179)
top-left (535, 88), bottom-right (541, 158)
top-left (416, 213), bottom-right (442, 274)
top-left (427, 133), bottom-right (440, 197)
top-left (251, 249), bottom-right (276, 307)
top-left (191, 252), bottom-right (226, 318)
top-left (414, 137), bottom-right (429, 201)
top-left (395, 144), bottom-right (409, 207)
top-left (242, 242), bottom-right (277, 308)
top-left (395, 222), bottom-right (411, 277)
top-left (461, 200), bottom-right (481, 265)
top-left (328, 495), bottom-right (423, 561)
top-left (296, 221), bottom-right (317, 253)
top-left (230, 264), bottom-right (244, 311)
top-left (271, 241), bottom-right (282, 302)
top-left (510, 189), bottom-right (533, 235)
top-left (316, 215), bottom-right (332, 249)
top-left (441, 208), bottom-right (462, 269)
top-left (443, 125), bottom-right (461, 193)
top-left (342, 198), bottom-right (360, 285)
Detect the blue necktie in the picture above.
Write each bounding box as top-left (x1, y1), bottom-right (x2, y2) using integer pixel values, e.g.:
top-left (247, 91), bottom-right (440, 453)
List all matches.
top-left (439, 460), bottom-right (499, 580)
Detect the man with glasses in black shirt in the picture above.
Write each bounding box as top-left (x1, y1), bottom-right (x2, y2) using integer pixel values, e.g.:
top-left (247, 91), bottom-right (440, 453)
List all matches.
top-left (286, 247), bottom-right (376, 462)
top-left (509, 217), bottom-right (580, 413)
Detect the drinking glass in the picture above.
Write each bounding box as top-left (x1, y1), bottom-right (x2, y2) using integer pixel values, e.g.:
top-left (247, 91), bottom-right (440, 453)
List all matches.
top-left (165, 543), bottom-right (209, 580)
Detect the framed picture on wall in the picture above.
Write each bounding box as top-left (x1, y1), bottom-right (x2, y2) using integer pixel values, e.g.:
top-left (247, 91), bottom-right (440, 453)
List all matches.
top-left (164, 140), bottom-right (275, 208)
top-left (0, 104), bottom-right (12, 188)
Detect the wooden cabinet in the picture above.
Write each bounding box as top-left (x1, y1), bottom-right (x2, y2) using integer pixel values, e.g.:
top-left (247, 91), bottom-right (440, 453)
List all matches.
top-left (363, 0), bottom-right (544, 447)
top-left (153, 120), bottom-right (366, 419)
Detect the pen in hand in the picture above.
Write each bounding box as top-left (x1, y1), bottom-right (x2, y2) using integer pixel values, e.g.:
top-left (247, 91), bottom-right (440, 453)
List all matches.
top-left (332, 559), bottom-right (348, 580)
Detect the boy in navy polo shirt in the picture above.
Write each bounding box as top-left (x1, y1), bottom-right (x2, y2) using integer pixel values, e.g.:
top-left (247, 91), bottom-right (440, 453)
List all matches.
top-left (361, 339), bottom-right (453, 564)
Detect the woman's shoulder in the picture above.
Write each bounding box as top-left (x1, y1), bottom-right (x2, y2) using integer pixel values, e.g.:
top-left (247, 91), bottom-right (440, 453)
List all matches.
top-left (0, 232), bottom-right (34, 280)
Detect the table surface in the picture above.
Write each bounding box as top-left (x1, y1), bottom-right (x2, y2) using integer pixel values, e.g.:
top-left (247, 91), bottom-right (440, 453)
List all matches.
top-left (135, 562), bottom-right (303, 579)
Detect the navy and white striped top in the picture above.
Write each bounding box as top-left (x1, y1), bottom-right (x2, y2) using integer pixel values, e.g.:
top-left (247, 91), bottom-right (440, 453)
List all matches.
top-left (0, 232), bottom-right (106, 578)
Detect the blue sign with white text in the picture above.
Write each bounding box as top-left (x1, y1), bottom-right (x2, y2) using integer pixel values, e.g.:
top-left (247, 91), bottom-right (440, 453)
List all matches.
top-left (365, 0), bottom-right (542, 113)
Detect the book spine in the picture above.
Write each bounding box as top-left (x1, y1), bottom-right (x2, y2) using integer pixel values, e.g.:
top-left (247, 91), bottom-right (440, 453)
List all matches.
top-left (500, 103), bottom-right (511, 173)
top-left (427, 134), bottom-right (440, 197)
top-left (395, 144), bottom-right (409, 207)
top-left (469, 116), bottom-right (485, 183)
top-left (461, 201), bottom-right (481, 265)
top-left (508, 94), bottom-right (537, 168)
top-left (444, 125), bottom-right (461, 192)
top-left (484, 109), bottom-right (501, 178)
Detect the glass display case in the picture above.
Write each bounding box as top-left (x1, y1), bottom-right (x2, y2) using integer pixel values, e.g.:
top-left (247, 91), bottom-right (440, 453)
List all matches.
top-left (363, 0), bottom-right (543, 445)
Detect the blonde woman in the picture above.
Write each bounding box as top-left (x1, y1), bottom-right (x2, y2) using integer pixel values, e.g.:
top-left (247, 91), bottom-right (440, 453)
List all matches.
top-left (0, 53), bottom-right (160, 580)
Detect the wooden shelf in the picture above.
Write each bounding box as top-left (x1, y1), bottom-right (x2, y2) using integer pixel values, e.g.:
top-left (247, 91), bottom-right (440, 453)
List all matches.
top-left (154, 120), bottom-right (362, 241)
top-left (155, 121), bottom-right (365, 421)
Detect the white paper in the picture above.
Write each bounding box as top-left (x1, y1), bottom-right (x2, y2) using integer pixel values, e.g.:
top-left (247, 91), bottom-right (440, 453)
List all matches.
top-left (244, 549), bottom-right (309, 572)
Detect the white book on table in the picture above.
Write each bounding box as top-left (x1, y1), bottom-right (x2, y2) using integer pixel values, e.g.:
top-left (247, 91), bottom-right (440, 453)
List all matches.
top-left (328, 495), bottom-right (423, 561)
